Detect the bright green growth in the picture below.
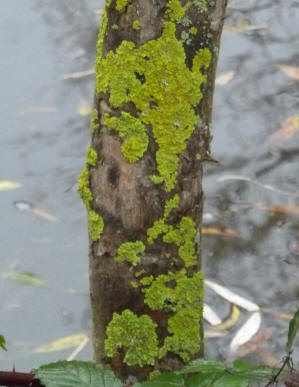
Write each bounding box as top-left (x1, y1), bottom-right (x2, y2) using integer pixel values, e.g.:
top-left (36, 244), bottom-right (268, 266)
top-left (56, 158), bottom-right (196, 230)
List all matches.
top-left (96, 22), bottom-right (211, 190)
top-left (105, 309), bottom-right (159, 366)
top-left (163, 217), bottom-right (197, 267)
top-left (86, 146), bottom-right (98, 167)
top-left (142, 269), bottom-right (204, 361)
top-left (132, 20), bottom-right (140, 30)
top-left (112, 23), bottom-right (119, 30)
top-left (189, 26), bottom-right (198, 35)
top-left (96, 0), bottom-right (112, 60)
top-left (167, 0), bottom-right (186, 21)
top-left (164, 194), bottom-right (180, 219)
top-left (115, 241), bottom-right (145, 266)
top-left (78, 167), bottom-right (93, 209)
top-left (88, 210), bottom-right (104, 241)
top-left (105, 112), bottom-right (148, 162)
top-left (115, 0), bottom-right (131, 11)
top-left (90, 109), bottom-right (99, 133)
top-left (147, 194), bottom-right (180, 243)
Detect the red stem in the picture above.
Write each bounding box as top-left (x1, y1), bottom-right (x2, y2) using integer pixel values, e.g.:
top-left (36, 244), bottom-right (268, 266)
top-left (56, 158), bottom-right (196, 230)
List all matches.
top-left (0, 371), bottom-right (43, 386)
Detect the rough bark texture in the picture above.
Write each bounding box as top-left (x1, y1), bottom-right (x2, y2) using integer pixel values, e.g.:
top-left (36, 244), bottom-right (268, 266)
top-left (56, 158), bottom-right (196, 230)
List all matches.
top-left (79, 0), bottom-right (227, 380)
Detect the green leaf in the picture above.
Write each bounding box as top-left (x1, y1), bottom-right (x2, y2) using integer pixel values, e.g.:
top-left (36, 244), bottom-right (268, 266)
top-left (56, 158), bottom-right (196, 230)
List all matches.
top-left (134, 373), bottom-right (185, 386)
top-left (3, 271), bottom-right (49, 287)
top-left (232, 360), bottom-right (274, 381)
top-left (186, 374), bottom-right (219, 387)
top-left (0, 335), bottom-right (7, 351)
top-left (177, 358), bottom-right (226, 374)
top-left (35, 360), bottom-right (122, 387)
top-left (212, 374), bottom-right (249, 387)
top-left (286, 308), bottom-right (299, 351)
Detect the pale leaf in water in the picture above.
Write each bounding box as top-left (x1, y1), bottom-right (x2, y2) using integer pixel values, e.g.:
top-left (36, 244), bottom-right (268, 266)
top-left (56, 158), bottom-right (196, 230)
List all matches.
top-left (211, 304), bottom-right (240, 332)
top-left (278, 64), bottom-right (299, 81)
top-left (224, 20), bottom-right (267, 33)
top-left (77, 101), bottom-right (92, 117)
top-left (230, 312), bottom-right (262, 353)
top-left (236, 328), bottom-right (272, 357)
top-left (3, 271), bottom-right (48, 287)
top-left (205, 279), bottom-right (260, 312)
top-left (0, 181), bottom-right (21, 191)
top-left (15, 106), bottom-right (56, 116)
top-left (270, 115), bottom-right (299, 148)
top-left (259, 204), bottom-right (299, 216)
top-left (215, 71), bottom-right (235, 86)
top-left (35, 333), bottom-right (89, 353)
top-left (202, 226), bottom-right (239, 238)
top-left (203, 303), bottom-right (222, 326)
top-left (32, 208), bottom-right (59, 222)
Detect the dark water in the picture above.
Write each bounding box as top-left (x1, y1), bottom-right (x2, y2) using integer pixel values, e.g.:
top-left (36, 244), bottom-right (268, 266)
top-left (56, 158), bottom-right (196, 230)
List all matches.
top-left (0, 0), bottom-right (298, 372)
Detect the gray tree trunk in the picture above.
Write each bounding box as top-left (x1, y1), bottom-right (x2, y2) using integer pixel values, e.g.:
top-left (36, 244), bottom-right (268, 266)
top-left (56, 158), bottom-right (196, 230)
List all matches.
top-left (79, 0), bottom-right (227, 380)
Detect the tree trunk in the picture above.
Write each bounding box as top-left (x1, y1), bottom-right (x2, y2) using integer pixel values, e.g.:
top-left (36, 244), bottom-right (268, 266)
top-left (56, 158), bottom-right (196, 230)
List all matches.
top-left (79, 0), bottom-right (227, 380)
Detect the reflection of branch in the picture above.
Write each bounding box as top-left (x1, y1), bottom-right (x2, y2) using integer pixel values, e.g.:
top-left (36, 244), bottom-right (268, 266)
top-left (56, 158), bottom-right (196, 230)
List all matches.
top-left (218, 174), bottom-right (299, 197)
top-left (265, 351), bottom-right (292, 387)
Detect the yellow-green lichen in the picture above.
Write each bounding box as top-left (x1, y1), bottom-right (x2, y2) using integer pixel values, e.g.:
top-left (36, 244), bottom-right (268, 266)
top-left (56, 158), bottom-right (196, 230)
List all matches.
top-left (142, 269), bottom-right (204, 361)
top-left (90, 108), bottom-right (99, 133)
top-left (115, 241), bottom-right (145, 266)
top-left (105, 309), bottom-right (159, 366)
top-left (167, 0), bottom-right (186, 21)
top-left (105, 112), bottom-right (148, 162)
top-left (88, 210), bottom-right (104, 241)
top-left (163, 217), bottom-right (197, 267)
top-left (96, 22), bottom-right (211, 190)
top-left (78, 166), bottom-right (93, 209)
top-left (115, 0), bottom-right (131, 11)
top-left (132, 20), bottom-right (140, 30)
top-left (112, 23), bottom-right (119, 30)
top-left (96, 0), bottom-right (112, 60)
top-left (189, 26), bottom-right (198, 35)
top-left (86, 146), bottom-right (98, 167)
top-left (147, 194), bottom-right (180, 243)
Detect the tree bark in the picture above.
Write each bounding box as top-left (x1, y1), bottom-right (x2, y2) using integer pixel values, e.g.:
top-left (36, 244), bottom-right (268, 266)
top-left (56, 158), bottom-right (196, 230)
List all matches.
top-left (79, 0), bottom-right (227, 380)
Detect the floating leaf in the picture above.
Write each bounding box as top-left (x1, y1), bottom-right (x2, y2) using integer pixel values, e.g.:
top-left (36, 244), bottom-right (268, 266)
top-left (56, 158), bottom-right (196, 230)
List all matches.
top-left (236, 328), bottom-right (272, 357)
top-left (32, 207), bottom-right (59, 222)
top-left (35, 334), bottom-right (89, 353)
top-left (259, 204), bottom-right (299, 216)
top-left (134, 372), bottom-right (185, 386)
top-left (0, 181), bottom-right (21, 191)
top-left (202, 227), bottom-right (239, 238)
top-left (211, 304), bottom-right (240, 332)
top-left (205, 279), bottom-right (260, 312)
top-left (63, 69), bottom-right (95, 80)
top-left (278, 64), bottom-right (299, 81)
top-left (3, 271), bottom-right (48, 287)
top-left (14, 200), bottom-right (58, 222)
top-left (270, 116), bottom-right (299, 148)
top-left (203, 303), bottom-right (222, 326)
top-left (35, 360), bottom-right (122, 387)
top-left (286, 308), bottom-right (299, 352)
top-left (15, 106), bottom-right (56, 116)
top-left (215, 71), bottom-right (235, 86)
top-left (77, 101), bottom-right (92, 116)
top-left (230, 312), bottom-right (262, 353)
top-left (224, 20), bottom-right (267, 33)
top-left (0, 335), bottom-right (7, 351)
